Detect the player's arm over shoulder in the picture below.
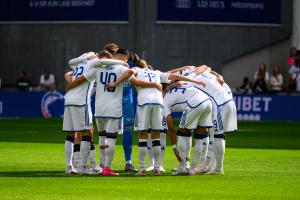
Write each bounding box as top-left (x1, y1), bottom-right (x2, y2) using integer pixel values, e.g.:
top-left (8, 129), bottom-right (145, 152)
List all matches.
top-left (64, 71), bottom-right (73, 83)
top-left (106, 67), bottom-right (134, 89)
top-left (66, 68), bottom-right (96, 91)
top-left (93, 59), bottom-right (128, 68)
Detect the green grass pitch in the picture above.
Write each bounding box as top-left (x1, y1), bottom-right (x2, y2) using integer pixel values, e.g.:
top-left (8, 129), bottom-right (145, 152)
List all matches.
top-left (0, 118), bottom-right (300, 200)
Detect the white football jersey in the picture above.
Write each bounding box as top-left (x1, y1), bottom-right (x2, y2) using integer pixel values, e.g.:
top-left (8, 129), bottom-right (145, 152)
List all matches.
top-left (178, 66), bottom-right (196, 76)
top-left (222, 82), bottom-right (233, 99)
top-left (64, 59), bottom-right (97, 106)
top-left (189, 71), bottom-right (232, 106)
top-left (132, 68), bottom-right (170, 106)
top-left (163, 85), bottom-right (210, 117)
top-left (85, 64), bottom-right (128, 118)
top-left (69, 52), bottom-right (97, 70)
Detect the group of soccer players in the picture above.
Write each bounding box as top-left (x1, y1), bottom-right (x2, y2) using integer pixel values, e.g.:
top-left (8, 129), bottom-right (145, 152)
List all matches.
top-left (62, 43), bottom-right (237, 176)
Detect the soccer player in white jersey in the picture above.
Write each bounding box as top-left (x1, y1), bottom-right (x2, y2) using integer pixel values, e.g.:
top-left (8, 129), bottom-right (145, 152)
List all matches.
top-left (183, 65), bottom-right (237, 174)
top-left (162, 84), bottom-right (212, 175)
top-left (112, 59), bottom-right (206, 176)
top-left (63, 51), bottom-right (98, 174)
top-left (64, 51), bottom-right (127, 175)
top-left (65, 51), bottom-right (100, 173)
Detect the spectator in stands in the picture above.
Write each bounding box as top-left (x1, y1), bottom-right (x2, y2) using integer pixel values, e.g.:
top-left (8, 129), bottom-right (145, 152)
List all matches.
top-left (287, 47), bottom-right (299, 67)
top-left (254, 63), bottom-right (269, 83)
top-left (236, 76), bottom-right (252, 94)
top-left (269, 65), bottom-right (283, 93)
top-left (288, 59), bottom-right (300, 92)
top-left (16, 71), bottom-right (32, 91)
top-left (39, 70), bottom-right (56, 91)
top-left (252, 71), bottom-right (268, 93)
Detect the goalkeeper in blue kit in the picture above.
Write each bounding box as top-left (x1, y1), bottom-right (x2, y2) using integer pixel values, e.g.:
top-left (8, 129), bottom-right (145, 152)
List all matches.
top-left (122, 51), bottom-right (139, 172)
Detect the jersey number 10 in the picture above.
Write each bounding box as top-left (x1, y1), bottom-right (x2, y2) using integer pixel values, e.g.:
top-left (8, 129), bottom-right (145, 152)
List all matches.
top-left (100, 72), bottom-right (117, 92)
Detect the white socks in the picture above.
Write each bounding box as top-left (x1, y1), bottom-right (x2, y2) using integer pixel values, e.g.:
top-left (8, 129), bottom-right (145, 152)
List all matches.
top-left (152, 139), bottom-right (161, 170)
top-left (160, 132), bottom-right (166, 167)
top-left (138, 139), bottom-right (147, 170)
top-left (64, 136), bottom-right (74, 167)
top-left (80, 136), bottom-right (91, 168)
top-left (192, 134), bottom-right (209, 169)
top-left (185, 136), bottom-right (192, 164)
top-left (105, 138), bottom-right (117, 169)
top-left (147, 133), bottom-right (154, 167)
top-left (200, 136), bottom-right (209, 166)
top-left (177, 136), bottom-right (188, 169)
top-left (89, 142), bottom-right (97, 167)
top-left (214, 137), bottom-right (225, 171)
top-left (98, 135), bottom-right (106, 166)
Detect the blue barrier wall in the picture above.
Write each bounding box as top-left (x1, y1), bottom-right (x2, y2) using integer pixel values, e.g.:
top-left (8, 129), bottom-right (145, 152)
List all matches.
top-left (0, 0), bottom-right (128, 22)
top-left (234, 94), bottom-right (300, 121)
top-left (157, 0), bottom-right (281, 25)
top-left (0, 91), bottom-right (299, 121)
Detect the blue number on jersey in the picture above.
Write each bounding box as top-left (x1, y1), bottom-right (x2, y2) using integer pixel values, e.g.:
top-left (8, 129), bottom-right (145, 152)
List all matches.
top-left (72, 66), bottom-right (84, 79)
top-left (143, 71), bottom-right (157, 82)
top-left (169, 87), bottom-right (187, 94)
top-left (100, 72), bottom-right (117, 92)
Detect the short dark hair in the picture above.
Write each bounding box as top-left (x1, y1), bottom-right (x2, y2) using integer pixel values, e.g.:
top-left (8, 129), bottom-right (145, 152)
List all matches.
top-left (116, 48), bottom-right (130, 57)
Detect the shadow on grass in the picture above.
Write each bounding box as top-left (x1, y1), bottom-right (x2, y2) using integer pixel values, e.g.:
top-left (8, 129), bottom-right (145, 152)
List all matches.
top-left (0, 170), bottom-right (175, 178)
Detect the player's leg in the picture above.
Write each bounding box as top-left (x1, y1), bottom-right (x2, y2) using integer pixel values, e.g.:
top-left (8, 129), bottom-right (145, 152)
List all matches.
top-left (151, 130), bottom-right (161, 176)
top-left (62, 106), bottom-right (77, 174)
top-left (102, 118), bottom-right (120, 176)
top-left (159, 129), bottom-right (167, 172)
top-left (98, 131), bottom-right (106, 168)
top-left (191, 100), bottom-right (212, 174)
top-left (87, 102), bottom-right (100, 171)
top-left (200, 100), bottom-right (217, 173)
top-left (209, 104), bottom-right (225, 175)
top-left (186, 135), bottom-right (192, 170)
top-left (146, 130), bottom-right (154, 171)
top-left (122, 96), bottom-right (137, 172)
top-left (72, 132), bottom-right (82, 169)
top-left (89, 128), bottom-right (101, 173)
top-left (96, 118), bottom-right (106, 168)
top-left (137, 130), bottom-right (148, 176)
top-left (79, 129), bottom-right (93, 174)
top-left (210, 101), bottom-right (237, 175)
top-left (211, 133), bottom-right (225, 175)
top-left (199, 128), bottom-right (215, 173)
top-left (179, 111), bottom-right (193, 170)
top-left (136, 105), bottom-right (151, 176)
top-left (174, 128), bottom-right (191, 175)
top-left (64, 132), bottom-right (76, 174)
top-left (191, 128), bottom-right (209, 175)
top-left (150, 105), bottom-right (163, 176)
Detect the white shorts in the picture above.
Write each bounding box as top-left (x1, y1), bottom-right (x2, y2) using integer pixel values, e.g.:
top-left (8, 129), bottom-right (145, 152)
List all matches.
top-left (179, 100), bottom-right (213, 130)
top-left (63, 105), bottom-right (93, 132)
top-left (96, 118), bottom-right (122, 133)
top-left (212, 100), bottom-right (237, 134)
top-left (136, 104), bottom-right (163, 131)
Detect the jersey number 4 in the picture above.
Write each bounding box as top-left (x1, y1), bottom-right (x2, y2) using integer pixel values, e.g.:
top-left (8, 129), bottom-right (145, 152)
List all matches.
top-left (100, 72), bottom-right (117, 92)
